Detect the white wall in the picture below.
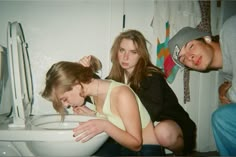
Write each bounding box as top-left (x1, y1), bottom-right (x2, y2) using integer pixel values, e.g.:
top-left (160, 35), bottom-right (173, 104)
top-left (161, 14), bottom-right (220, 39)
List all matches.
top-left (0, 0), bottom-right (121, 114)
top-left (0, 0), bottom-right (225, 152)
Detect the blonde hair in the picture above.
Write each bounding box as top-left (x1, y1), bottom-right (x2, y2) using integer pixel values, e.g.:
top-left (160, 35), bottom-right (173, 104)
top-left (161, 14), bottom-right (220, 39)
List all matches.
top-left (42, 56), bottom-right (102, 118)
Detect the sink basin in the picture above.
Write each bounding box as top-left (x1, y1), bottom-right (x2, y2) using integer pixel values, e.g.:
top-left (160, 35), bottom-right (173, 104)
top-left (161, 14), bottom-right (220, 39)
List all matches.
top-left (0, 142), bottom-right (22, 156)
top-left (27, 114), bottom-right (109, 157)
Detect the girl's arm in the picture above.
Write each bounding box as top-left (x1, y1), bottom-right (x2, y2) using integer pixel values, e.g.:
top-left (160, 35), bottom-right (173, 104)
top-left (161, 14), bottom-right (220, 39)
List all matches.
top-left (108, 86), bottom-right (142, 150)
top-left (73, 86), bottom-right (143, 151)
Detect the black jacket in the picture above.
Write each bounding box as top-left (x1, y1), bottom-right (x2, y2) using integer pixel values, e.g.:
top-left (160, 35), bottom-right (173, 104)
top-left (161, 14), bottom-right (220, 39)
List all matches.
top-left (137, 72), bottom-right (196, 154)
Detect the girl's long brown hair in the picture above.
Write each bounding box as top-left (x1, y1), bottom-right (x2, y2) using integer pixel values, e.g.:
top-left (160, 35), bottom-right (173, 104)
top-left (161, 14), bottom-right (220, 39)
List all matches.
top-left (107, 29), bottom-right (164, 92)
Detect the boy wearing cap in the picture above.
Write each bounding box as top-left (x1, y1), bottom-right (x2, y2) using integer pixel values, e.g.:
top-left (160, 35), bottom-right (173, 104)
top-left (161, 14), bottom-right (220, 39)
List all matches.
top-left (168, 15), bottom-right (236, 156)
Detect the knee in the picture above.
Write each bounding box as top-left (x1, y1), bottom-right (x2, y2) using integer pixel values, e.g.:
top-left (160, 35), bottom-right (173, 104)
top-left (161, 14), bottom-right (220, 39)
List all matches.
top-left (155, 123), bottom-right (182, 146)
top-left (156, 129), bottom-right (171, 142)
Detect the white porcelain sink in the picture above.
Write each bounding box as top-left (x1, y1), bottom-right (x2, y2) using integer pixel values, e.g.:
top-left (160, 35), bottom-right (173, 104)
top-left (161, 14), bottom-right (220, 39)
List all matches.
top-left (27, 114), bottom-right (109, 157)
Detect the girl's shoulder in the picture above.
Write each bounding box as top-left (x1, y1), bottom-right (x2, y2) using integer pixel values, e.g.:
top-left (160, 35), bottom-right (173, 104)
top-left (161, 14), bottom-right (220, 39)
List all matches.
top-left (140, 71), bottom-right (167, 89)
top-left (109, 80), bottom-right (131, 92)
top-left (146, 70), bottom-right (165, 81)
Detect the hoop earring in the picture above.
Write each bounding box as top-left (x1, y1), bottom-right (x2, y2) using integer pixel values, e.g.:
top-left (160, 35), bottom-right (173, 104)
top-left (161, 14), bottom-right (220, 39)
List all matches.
top-left (205, 36), bottom-right (211, 42)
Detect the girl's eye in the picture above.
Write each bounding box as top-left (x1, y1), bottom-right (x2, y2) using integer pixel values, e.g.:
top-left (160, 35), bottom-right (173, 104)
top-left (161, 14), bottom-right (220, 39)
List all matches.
top-left (119, 48), bottom-right (125, 53)
top-left (189, 44), bottom-right (193, 49)
top-left (61, 98), bottom-right (67, 103)
top-left (131, 50), bottom-right (137, 54)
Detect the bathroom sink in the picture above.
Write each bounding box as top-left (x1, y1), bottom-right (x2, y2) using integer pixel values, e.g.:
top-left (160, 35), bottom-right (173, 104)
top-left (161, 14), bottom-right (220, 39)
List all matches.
top-left (27, 114), bottom-right (109, 157)
top-left (31, 114), bottom-right (96, 130)
top-left (1, 22), bottom-right (108, 157)
top-left (0, 142), bottom-right (22, 157)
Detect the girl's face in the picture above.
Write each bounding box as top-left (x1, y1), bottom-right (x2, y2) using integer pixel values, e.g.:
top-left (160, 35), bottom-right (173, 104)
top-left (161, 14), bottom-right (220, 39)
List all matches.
top-left (118, 38), bottom-right (140, 74)
top-left (58, 84), bottom-right (85, 109)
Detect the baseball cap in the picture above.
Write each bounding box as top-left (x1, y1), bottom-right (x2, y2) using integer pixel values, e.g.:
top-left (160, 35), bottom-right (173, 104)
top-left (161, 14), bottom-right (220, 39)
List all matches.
top-left (168, 27), bottom-right (211, 67)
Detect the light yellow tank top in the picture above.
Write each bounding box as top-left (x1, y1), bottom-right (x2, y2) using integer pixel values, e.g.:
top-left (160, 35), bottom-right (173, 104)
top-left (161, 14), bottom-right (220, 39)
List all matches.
top-left (99, 80), bottom-right (150, 130)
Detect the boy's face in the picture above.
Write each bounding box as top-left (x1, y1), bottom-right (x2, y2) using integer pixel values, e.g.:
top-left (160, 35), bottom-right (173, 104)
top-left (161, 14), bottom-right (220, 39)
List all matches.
top-left (178, 39), bottom-right (214, 71)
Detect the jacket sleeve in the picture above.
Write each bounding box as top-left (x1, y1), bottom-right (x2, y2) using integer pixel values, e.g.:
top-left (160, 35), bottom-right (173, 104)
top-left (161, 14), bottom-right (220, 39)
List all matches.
top-left (137, 72), bottom-right (167, 122)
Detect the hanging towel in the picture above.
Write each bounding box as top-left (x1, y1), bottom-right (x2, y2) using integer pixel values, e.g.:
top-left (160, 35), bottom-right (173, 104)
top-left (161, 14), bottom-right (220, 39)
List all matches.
top-left (152, 0), bottom-right (201, 42)
top-left (152, 1), bottom-right (201, 84)
top-left (156, 22), bottom-right (179, 83)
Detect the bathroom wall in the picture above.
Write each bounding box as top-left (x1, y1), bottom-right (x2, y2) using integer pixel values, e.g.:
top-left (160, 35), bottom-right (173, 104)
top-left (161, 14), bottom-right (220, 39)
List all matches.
top-left (1, 0), bottom-right (234, 152)
top-left (0, 0), bottom-right (156, 115)
top-left (0, 0), bottom-right (120, 114)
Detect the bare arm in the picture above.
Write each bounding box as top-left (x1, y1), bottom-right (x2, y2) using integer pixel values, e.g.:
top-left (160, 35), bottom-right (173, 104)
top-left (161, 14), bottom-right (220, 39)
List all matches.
top-left (73, 86), bottom-right (143, 151)
top-left (219, 81), bottom-right (232, 104)
top-left (108, 86), bottom-right (142, 150)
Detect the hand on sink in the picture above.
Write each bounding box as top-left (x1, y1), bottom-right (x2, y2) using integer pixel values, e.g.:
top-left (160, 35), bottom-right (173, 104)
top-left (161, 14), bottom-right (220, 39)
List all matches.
top-left (73, 118), bottom-right (108, 142)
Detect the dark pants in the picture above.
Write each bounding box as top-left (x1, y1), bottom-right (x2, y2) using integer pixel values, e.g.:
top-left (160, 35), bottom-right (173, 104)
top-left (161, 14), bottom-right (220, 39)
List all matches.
top-left (93, 138), bottom-right (166, 156)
